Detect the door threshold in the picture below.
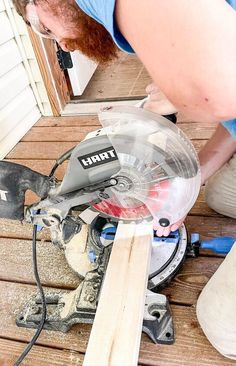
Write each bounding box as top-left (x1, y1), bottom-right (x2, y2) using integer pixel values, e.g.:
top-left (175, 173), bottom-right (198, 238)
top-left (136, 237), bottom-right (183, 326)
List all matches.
top-left (61, 98), bottom-right (144, 116)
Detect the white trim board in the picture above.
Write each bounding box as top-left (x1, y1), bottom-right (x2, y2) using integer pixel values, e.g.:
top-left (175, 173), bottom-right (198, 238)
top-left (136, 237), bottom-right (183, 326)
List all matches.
top-left (61, 99), bottom-right (142, 116)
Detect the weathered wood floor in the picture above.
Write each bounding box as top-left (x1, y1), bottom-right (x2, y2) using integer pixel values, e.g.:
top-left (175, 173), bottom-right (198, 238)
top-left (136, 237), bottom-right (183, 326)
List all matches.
top-left (1, 115), bottom-right (236, 366)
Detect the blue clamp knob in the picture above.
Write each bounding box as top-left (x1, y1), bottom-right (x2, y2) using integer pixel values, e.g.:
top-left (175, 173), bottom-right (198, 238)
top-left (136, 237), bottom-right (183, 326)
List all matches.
top-left (201, 236), bottom-right (235, 255)
top-left (101, 226), bottom-right (117, 241)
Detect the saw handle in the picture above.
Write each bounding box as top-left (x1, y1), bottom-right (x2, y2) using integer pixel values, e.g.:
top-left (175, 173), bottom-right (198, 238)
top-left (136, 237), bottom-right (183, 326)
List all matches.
top-left (0, 161), bottom-right (51, 220)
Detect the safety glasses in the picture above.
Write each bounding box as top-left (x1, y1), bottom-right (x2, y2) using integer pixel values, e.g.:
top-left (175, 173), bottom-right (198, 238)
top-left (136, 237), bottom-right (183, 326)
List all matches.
top-left (27, 0), bottom-right (55, 39)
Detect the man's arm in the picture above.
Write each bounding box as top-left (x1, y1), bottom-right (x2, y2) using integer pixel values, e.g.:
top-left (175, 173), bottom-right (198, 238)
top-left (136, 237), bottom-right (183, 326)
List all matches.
top-left (115, 0), bottom-right (236, 123)
top-left (199, 123), bottom-right (236, 184)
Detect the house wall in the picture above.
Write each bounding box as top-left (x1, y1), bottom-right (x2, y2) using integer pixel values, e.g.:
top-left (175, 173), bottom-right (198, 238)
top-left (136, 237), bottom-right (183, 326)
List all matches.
top-left (0, 0), bottom-right (52, 159)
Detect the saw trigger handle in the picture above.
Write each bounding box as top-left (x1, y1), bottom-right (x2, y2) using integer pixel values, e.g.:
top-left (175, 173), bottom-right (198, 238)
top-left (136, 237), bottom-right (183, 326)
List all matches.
top-left (0, 161), bottom-right (51, 220)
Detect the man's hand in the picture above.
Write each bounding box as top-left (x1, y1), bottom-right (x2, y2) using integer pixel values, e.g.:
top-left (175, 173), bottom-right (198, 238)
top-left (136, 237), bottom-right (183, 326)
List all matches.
top-left (153, 216), bottom-right (186, 237)
top-left (143, 83), bottom-right (177, 116)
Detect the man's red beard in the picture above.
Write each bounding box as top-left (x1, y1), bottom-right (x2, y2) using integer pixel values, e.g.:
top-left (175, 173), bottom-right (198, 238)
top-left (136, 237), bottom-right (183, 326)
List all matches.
top-left (14, 0), bottom-right (118, 64)
top-left (57, 5), bottom-right (118, 64)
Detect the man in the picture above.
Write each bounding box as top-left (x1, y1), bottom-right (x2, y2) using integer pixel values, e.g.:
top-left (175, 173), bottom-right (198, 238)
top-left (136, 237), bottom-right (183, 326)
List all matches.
top-left (13, 0), bottom-right (236, 359)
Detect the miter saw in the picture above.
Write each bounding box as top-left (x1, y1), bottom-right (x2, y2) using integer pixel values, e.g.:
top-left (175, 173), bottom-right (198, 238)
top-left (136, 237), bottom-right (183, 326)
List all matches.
top-left (0, 106), bottom-right (202, 346)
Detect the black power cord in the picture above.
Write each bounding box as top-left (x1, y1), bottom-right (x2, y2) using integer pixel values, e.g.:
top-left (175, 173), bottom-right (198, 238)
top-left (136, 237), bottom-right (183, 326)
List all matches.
top-left (13, 225), bottom-right (47, 366)
top-left (49, 146), bottom-right (75, 177)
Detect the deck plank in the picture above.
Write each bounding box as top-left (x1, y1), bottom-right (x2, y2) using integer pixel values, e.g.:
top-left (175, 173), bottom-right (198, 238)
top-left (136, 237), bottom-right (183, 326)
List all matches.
top-left (21, 121), bottom-right (216, 142)
top-left (0, 338), bottom-right (83, 366)
top-left (0, 236), bottom-right (223, 304)
top-left (6, 140), bottom-right (208, 159)
top-left (35, 115), bottom-right (217, 137)
top-left (1, 215), bottom-right (235, 242)
top-left (21, 126), bottom-right (98, 142)
top-left (36, 115), bottom-right (100, 127)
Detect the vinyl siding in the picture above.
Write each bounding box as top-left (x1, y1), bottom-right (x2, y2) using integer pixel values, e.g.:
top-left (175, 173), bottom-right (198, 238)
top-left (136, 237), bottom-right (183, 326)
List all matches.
top-left (0, 1), bottom-right (51, 158)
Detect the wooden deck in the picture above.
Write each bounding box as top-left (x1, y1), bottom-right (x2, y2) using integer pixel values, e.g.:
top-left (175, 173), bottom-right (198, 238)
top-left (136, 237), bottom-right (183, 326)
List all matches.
top-left (1, 114), bottom-right (236, 366)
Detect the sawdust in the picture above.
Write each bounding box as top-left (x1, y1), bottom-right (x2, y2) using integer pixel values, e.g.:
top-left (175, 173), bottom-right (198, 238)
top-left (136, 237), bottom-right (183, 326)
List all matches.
top-left (0, 237), bottom-right (81, 288)
top-left (65, 225), bottom-right (95, 278)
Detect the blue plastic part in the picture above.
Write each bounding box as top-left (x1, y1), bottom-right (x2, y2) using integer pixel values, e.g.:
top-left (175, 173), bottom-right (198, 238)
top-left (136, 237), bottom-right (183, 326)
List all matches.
top-left (101, 227), bottom-right (180, 244)
top-left (32, 209), bottom-right (44, 232)
top-left (36, 225), bottom-right (44, 232)
top-left (100, 226), bottom-right (117, 241)
top-left (153, 229), bottom-right (180, 244)
top-left (191, 232), bottom-right (200, 244)
top-left (88, 250), bottom-right (97, 263)
top-left (201, 236), bottom-right (235, 254)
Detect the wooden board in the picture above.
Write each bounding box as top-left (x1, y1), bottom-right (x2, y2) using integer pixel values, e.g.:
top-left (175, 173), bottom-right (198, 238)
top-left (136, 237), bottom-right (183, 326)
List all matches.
top-left (5, 139), bottom-right (207, 160)
top-left (20, 123), bottom-right (216, 142)
top-left (22, 117), bottom-right (217, 139)
top-left (21, 126), bottom-right (97, 142)
top-left (0, 338), bottom-right (83, 366)
top-left (83, 222), bottom-right (152, 366)
top-left (36, 115), bottom-right (100, 127)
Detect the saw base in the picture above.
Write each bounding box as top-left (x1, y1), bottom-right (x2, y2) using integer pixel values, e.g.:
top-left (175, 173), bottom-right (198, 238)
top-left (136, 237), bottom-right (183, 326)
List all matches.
top-left (16, 243), bottom-right (174, 344)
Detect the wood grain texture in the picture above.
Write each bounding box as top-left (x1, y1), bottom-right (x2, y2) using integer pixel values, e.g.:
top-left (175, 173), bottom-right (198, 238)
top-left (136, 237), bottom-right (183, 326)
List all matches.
top-left (5, 140), bottom-right (207, 160)
top-left (36, 115), bottom-right (100, 127)
top-left (161, 256), bottom-right (223, 304)
top-left (21, 126), bottom-right (98, 142)
top-left (0, 338), bottom-right (83, 366)
top-left (20, 123), bottom-right (216, 142)
top-left (83, 223), bottom-right (152, 366)
top-left (0, 235), bottom-right (224, 305)
top-left (28, 29), bottom-right (70, 116)
top-left (24, 116), bottom-right (217, 140)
